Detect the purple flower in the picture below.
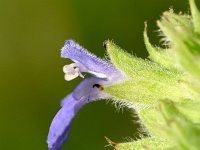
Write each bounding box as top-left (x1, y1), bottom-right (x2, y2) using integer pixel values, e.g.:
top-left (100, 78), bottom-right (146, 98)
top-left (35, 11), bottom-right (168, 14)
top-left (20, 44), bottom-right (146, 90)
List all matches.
top-left (47, 40), bottom-right (126, 150)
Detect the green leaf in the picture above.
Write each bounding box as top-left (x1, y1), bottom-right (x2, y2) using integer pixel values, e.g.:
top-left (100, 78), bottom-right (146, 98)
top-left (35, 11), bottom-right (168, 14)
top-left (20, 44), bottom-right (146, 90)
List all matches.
top-left (139, 106), bottom-right (167, 138)
top-left (143, 22), bottom-right (177, 71)
top-left (105, 40), bottom-right (185, 84)
top-left (159, 100), bottom-right (200, 150)
top-left (104, 79), bottom-right (193, 104)
top-left (116, 137), bottom-right (171, 150)
top-left (157, 11), bottom-right (200, 81)
top-left (189, 0), bottom-right (200, 34)
top-left (176, 100), bottom-right (200, 123)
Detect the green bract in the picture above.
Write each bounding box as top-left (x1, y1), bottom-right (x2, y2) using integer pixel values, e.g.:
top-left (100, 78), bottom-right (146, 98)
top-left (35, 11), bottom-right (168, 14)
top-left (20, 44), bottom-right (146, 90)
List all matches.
top-left (104, 0), bottom-right (200, 149)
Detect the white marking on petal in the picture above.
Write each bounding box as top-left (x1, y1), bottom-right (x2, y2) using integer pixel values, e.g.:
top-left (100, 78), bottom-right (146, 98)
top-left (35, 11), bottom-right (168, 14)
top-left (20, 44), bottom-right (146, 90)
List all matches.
top-left (79, 72), bottom-right (84, 78)
top-left (63, 62), bottom-right (108, 81)
top-left (63, 63), bottom-right (83, 81)
top-left (88, 71), bottom-right (107, 79)
top-left (64, 73), bottom-right (79, 81)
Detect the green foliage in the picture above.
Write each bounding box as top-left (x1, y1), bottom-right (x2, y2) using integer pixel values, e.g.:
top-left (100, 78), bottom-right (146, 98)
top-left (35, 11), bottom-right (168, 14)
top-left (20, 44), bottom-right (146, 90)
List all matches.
top-left (104, 0), bottom-right (200, 149)
top-left (143, 22), bottom-right (178, 71)
top-left (116, 137), bottom-right (170, 150)
top-left (105, 79), bottom-right (193, 104)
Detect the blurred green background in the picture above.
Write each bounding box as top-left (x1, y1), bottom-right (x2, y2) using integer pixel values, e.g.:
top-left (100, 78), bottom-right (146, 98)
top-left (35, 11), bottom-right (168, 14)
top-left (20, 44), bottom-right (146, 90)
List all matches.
top-left (0, 0), bottom-right (199, 149)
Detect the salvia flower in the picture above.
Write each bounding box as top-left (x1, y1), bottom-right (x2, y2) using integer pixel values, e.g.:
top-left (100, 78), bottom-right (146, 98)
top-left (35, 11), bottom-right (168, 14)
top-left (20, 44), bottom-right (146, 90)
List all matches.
top-left (47, 40), bottom-right (126, 150)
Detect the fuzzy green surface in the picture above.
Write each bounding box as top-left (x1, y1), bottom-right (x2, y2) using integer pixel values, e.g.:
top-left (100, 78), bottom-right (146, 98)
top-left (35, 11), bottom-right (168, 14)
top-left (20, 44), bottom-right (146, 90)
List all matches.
top-left (104, 0), bottom-right (200, 149)
top-left (116, 138), bottom-right (170, 150)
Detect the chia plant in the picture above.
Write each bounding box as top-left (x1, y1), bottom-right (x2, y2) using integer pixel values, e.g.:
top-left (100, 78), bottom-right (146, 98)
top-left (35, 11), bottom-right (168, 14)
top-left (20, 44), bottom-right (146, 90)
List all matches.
top-left (47, 0), bottom-right (200, 149)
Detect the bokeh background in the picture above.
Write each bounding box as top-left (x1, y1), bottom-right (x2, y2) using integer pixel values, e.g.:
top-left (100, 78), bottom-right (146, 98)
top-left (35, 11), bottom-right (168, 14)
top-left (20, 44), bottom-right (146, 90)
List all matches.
top-left (0, 0), bottom-right (199, 149)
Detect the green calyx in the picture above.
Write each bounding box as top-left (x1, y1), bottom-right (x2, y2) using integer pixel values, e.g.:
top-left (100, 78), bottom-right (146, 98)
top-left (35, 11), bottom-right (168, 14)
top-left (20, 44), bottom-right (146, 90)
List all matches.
top-left (103, 0), bottom-right (200, 149)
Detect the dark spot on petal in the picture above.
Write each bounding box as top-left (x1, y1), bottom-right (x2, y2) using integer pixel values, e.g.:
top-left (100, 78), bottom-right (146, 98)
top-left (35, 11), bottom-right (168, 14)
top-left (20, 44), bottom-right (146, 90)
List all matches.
top-left (93, 84), bottom-right (104, 91)
top-left (93, 84), bottom-right (100, 88)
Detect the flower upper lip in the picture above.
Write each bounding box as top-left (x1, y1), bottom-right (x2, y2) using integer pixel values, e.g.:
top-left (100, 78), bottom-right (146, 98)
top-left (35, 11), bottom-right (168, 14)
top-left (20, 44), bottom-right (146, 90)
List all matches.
top-left (47, 40), bottom-right (126, 150)
top-left (61, 40), bottom-right (123, 80)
